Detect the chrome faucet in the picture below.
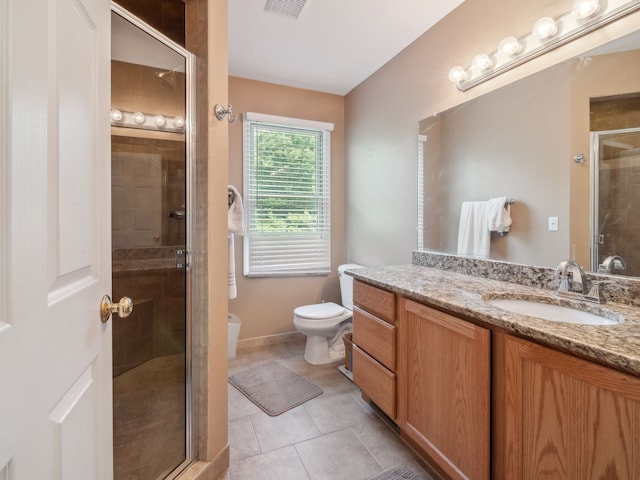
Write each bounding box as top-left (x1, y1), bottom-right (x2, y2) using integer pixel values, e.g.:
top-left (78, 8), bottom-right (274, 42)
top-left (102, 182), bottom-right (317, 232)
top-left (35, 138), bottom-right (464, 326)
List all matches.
top-left (598, 255), bottom-right (626, 274)
top-left (555, 260), bottom-right (605, 303)
top-left (556, 260), bottom-right (587, 293)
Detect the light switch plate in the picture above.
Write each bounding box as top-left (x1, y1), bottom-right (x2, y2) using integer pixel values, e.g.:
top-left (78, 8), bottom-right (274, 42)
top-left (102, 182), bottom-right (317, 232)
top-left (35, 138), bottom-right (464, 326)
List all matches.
top-left (549, 216), bottom-right (559, 231)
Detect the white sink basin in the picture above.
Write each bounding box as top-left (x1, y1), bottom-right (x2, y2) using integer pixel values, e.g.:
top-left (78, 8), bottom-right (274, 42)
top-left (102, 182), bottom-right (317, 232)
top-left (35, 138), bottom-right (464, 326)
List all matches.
top-left (484, 296), bottom-right (623, 326)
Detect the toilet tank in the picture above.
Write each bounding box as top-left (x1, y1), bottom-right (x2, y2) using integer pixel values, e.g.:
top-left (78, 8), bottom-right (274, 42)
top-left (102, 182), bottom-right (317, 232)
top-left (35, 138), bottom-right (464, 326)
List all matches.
top-left (338, 263), bottom-right (365, 310)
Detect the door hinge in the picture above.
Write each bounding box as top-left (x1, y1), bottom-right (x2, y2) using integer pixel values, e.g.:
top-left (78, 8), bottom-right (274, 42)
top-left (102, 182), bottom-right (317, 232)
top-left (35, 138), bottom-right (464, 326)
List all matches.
top-left (175, 249), bottom-right (191, 269)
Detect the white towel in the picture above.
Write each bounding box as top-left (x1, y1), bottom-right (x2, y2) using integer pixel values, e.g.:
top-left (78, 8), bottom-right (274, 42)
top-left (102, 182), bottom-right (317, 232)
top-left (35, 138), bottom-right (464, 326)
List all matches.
top-left (228, 185), bottom-right (243, 299)
top-left (457, 201), bottom-right (491, 257)
top-left (228, 185), bottom-right (245, 236)
top-left (487, 197), bottom-right (512, 233)
top-left (228, 234), bottom-right (237, 299)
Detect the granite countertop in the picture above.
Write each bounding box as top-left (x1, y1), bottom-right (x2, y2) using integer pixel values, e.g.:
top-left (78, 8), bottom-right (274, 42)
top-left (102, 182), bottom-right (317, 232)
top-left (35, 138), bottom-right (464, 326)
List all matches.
top-left (349, 264), bottom-right (640, 377)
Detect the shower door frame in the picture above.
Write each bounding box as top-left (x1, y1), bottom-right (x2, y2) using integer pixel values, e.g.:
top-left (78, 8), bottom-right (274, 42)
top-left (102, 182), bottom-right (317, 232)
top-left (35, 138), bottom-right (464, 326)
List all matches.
top-left (589, 126), bottom-right (640, 273)
top-left (111, 4), bottom-right (196, 478)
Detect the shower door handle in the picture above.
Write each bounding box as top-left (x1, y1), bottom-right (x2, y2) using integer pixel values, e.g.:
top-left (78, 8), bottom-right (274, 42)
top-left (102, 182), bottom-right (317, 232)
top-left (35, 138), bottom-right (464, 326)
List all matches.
top-left (100, 295), bottom-right (134, 323)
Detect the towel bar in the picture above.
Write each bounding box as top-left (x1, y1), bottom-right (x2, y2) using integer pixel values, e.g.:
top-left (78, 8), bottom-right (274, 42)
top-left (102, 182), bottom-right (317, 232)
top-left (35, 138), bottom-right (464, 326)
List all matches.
top-left (499, 198), bottom-right (515, 236)
top-left (228, 188), bottom-right (235, 209)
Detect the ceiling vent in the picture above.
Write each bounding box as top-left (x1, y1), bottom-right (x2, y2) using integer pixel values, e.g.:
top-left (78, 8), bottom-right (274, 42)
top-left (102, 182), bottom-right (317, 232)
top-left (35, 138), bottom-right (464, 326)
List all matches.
top-left (264, 0), bottom-right (308, 19)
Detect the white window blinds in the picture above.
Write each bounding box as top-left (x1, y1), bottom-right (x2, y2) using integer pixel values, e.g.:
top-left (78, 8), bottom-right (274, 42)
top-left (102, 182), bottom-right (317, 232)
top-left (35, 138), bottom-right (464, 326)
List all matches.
top-left (243, 112), bottom-right (333, 276)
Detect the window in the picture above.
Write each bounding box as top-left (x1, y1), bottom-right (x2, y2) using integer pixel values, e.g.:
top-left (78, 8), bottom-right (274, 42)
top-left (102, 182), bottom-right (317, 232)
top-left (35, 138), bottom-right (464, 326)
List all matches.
top-left (243, 112), bottom-right (333, 276)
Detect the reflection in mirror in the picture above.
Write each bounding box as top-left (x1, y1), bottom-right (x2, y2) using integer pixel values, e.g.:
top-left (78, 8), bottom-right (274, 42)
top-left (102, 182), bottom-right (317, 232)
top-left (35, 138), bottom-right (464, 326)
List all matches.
top-left (111, 9), bottom-right (188, 251)
top-left (418, 30), bottom-right (640, 276)
top-left (591, 126), bottom-right (640, 276)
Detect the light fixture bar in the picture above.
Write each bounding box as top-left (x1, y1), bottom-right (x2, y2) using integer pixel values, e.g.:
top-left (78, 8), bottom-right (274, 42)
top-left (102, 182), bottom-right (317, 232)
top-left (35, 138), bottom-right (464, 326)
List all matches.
top-left (451, 0), bottom-right (640, 92)
top-left (110, 109), bottom-right (186, 133)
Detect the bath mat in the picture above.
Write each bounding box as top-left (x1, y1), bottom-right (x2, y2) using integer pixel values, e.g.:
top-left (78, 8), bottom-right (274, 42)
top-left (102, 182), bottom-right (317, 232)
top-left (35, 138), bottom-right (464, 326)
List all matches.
top-left (366, 464), bottom-right (432, 480)
top-left (228, 362), bottom-right (323, 416)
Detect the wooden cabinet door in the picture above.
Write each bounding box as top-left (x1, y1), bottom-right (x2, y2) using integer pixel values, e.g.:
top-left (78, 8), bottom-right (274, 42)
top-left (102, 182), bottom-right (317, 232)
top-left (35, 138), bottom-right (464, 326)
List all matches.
top-left (494, 333), bottom-right (640, 479)
top-left (398, 299), bottom-right (490, 480)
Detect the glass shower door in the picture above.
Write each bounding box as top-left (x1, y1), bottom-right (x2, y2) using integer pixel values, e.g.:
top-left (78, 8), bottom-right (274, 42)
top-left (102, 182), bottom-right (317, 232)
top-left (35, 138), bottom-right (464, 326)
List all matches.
top-left (111, 5), bottom-right (193, 479)
top-left (591, 127), bottom-right (640, 276)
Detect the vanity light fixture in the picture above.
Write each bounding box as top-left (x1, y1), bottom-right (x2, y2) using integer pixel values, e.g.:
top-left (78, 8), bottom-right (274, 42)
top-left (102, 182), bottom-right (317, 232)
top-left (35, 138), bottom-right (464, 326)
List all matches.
top-left (447, 65), bottom-right (468, 84)
top-left (132, 111), bottom-right (146, 125)
top-left (173, 116), bottom-right (185, 129)
top-left (110, 109), bottom-right (186, 133)
top-left (472, 53), bottom-right (494, 71)
top-left (110, 109), bottom-right (123, 122)
top-left (575, 0), bottom-right (601, 19)
top-left (497, 36), bottom-right (522, 57)
top-left (532, 17), bottom-right (558, 40)
top-left (449, 0), bottom-right (640, 91)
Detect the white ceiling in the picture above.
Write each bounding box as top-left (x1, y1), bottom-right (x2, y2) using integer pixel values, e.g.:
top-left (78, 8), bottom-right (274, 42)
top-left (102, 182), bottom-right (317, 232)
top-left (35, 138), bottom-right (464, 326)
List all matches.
top-left (228, 0), bottom-right (466, 95)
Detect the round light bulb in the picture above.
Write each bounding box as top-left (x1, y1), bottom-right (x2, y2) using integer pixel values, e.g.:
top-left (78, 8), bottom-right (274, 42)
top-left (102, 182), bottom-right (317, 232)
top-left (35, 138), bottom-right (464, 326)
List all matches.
top-left (132, 112), bottom-right (146, 124)
top-left (173, 116), bottom-right (185, 129)
top-left (574, 0), bottom-right (600, 19)
top-left (498, 36), bottom-right (522, 57)
top-left (472, 54), bottom-right (493, 72)
top-left (448, 66), bottom-right (467, 84)
top-left (532, 17), bottom-right (558, 40)
top-left (110, 109), bottom-right (123, 122)
top-left (154, 115), bottom-right (166, 127)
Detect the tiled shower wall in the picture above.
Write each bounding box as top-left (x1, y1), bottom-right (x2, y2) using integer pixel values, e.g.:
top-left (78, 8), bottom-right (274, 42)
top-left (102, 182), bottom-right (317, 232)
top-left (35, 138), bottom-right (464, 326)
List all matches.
top-left (113, 263), bottom-right (186, 377)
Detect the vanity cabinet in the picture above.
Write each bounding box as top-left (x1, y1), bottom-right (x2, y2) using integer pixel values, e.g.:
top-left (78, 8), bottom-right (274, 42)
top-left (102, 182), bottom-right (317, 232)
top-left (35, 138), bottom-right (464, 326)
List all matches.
top-left (397, 298), bottom-right (491, 480)
top-left (352, 274), bottom-right (640, 480)
top-left (352, 281), bottom-right (397, 418)
top-left (493, 332), bottom-right (640, 479)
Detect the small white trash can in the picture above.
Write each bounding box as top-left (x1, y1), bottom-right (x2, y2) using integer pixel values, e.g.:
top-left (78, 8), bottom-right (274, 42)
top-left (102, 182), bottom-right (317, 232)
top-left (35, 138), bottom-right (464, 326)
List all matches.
top-left (228, 313), bottom-right (241, 358)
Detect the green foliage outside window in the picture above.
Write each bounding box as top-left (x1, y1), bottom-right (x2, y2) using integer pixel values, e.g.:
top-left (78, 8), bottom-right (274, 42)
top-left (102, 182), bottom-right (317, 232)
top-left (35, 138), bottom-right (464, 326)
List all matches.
top-left (253, 126), bottom-right (324, 233)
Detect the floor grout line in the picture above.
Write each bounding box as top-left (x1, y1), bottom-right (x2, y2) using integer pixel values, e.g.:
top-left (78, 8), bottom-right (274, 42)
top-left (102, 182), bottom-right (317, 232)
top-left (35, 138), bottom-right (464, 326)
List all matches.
top-left (350, 425), bottom-right (386, 473)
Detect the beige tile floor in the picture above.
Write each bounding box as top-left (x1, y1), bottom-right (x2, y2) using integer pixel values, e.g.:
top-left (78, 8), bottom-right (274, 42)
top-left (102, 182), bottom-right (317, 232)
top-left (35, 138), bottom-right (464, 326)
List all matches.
top-left (226, 339), bottom-right (439, 480)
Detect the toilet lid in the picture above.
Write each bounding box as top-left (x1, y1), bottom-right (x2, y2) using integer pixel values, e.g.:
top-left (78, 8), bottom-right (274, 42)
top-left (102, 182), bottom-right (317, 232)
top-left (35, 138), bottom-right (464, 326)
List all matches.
top-left (294, 302), bottom-right (347, 319)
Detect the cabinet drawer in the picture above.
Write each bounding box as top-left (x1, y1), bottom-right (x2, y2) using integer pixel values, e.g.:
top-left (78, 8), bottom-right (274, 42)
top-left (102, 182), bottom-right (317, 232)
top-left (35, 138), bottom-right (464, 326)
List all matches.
top-left (354, 281), bottom-right (396, 324)
top-left (353, 345), bottom-right (396, 418)
top-left (353, 307), bottom-right (396, 371)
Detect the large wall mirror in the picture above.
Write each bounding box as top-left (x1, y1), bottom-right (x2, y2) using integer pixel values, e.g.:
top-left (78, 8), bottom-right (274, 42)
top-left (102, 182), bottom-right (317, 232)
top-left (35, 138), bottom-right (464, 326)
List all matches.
top-left (418, 28), bottom-right (640, 277)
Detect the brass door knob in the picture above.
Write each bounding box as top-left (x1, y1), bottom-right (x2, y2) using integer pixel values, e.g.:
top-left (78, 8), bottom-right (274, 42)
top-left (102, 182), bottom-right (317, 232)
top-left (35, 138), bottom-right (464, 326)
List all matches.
top-left (100, 295), bottom-right (134, 323)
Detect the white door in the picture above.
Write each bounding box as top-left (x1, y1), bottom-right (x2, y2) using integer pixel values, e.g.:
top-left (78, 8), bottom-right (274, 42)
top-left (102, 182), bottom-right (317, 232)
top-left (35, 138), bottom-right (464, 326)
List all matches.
top-left (1, 0), bottom-right (113, 479)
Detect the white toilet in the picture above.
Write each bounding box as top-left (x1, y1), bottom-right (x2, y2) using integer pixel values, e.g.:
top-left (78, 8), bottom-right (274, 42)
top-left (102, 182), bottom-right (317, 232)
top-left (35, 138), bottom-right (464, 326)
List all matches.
top-left (293, 263), bottom-right (364, 365)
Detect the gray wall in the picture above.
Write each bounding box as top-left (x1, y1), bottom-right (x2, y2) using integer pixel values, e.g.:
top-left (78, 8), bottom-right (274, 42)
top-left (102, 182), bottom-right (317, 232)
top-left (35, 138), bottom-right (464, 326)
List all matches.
top-left (432, 62), bottom-right (571, 267)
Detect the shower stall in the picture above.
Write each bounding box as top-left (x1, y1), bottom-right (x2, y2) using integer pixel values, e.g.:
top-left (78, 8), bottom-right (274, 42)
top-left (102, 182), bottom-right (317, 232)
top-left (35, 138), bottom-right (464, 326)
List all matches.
top-left (111, 5), bottom-right (194, 479)
top-left (591, 126), bottom-right (640, 277)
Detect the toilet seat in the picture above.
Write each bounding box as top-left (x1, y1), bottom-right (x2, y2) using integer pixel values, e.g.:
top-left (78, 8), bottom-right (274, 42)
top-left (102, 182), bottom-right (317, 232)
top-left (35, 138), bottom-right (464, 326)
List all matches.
top-left (294, 302), bottom-right (346, 319)
top-left (293, 302), bottom-right (351, 330)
